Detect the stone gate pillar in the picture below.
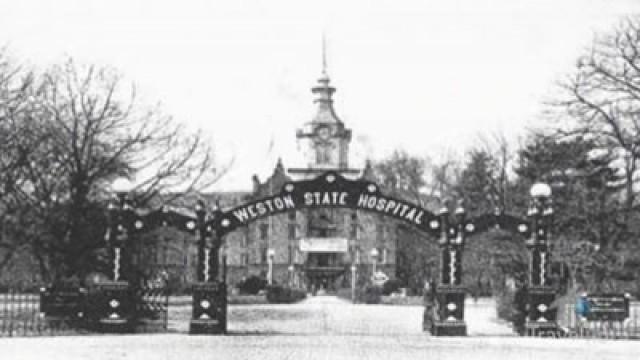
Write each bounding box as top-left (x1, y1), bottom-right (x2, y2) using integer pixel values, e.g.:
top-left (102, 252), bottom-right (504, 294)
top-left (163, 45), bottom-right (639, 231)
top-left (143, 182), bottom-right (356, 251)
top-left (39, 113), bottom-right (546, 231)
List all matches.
top-left (92, 193), bottom-right (135, 333)
top-left (190, 200), bottom-right (227, 334)
top-left (431, 203), bottom-right (467, 336)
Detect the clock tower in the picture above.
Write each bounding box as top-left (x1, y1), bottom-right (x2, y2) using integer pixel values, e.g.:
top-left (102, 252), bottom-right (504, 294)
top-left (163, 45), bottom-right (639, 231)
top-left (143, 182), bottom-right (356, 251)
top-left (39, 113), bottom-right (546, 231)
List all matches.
top-left (295, 65), bottom-right (352, 171)
top-left (228, 47), bottom-right (396, 299)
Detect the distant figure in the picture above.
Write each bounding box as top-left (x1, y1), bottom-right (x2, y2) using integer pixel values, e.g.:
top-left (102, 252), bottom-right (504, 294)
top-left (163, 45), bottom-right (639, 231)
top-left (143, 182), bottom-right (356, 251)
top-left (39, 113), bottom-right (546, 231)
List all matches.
top-left (513, 283), bottom-right (528, 335)
top-left (471, 286), bottom-right (479, 304)
top-left (423, 280), bottom-right (432, 298)
top-left (423, 280), bottom-right (437, 332)
top-left (575, 292), bottom-right (590, 320)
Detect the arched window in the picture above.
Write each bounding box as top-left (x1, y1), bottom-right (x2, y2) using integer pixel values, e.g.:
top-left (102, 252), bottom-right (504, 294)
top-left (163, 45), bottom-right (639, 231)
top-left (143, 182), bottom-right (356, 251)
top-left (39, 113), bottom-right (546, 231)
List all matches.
top-left (316, 145), bottom-right (332, 164)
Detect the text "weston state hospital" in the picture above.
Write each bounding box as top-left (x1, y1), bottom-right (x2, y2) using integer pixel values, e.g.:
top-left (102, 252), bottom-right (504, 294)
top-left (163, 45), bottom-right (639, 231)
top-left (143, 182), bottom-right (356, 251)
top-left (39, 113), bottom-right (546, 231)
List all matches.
top-left (231, 191), bottom-right (427, 225)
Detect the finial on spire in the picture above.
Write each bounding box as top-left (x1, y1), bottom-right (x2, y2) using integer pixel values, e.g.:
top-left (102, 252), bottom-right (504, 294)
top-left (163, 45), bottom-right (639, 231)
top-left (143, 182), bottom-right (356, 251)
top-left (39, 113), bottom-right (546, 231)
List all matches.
top-left (311, 31), bottom-right (340, 123)
top-left (275, 157), bottom-right (284, 173)
top-left (322, 32), bottom-right (327, 76)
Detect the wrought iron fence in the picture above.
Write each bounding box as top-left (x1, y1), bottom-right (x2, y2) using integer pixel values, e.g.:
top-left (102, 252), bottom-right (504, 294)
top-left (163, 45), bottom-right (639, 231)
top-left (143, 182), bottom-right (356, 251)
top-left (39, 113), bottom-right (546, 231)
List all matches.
top-left (0, 285), bottom-right (88, 337)
top-left (523, 302), bottom-right (640, 339)
top-left (555, 302), bottom-right (640, 339)
top-left (134, 286), bottom-right (170, 332)
top-left (1, 283), bottom-right (171, 337)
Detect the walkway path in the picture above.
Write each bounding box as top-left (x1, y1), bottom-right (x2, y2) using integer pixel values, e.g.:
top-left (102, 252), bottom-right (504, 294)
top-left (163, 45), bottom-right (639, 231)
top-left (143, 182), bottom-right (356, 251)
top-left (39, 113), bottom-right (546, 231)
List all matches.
top-left (465, 298), bottom-right (516, 336)
top-left (300, 295), bottom-right (352, 305)
top-left (169, 295), bottom-right (515, 335)
top-left (227, 296), bottom-right (515, 336)
top-left (1, 296), bottom-right (637, 360)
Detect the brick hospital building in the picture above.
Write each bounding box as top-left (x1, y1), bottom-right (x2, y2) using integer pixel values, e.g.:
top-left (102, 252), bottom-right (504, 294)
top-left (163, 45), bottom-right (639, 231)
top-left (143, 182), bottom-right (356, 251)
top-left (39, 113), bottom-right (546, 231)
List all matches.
top-left (220, 65), bottom-right (400, 292)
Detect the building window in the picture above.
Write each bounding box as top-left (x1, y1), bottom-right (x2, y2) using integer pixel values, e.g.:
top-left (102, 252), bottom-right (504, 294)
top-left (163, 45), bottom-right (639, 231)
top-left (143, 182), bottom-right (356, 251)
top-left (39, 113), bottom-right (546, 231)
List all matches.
top-left (376, 224), bottom-right (383, 243)
top-left (288, 224), bottom-right (296, 240)
top-left (244, 227), bottom-right (251, 246)
top-left (260, 247), bottom-right (268, 264)
top-left (191, 254), bottom-right (198, 267)
top-left (288, 245), bottom-right (293, 264)
top-left (259, 223), bottom-right (269, 241)
top-left (241, 253), bottom-right (248, 266)
top-left (381, 247), bottom-right (388, 265)
top-left (316, 144), bottom-right (332, 164)
top-left (349, 246), bottom-right (357, 264)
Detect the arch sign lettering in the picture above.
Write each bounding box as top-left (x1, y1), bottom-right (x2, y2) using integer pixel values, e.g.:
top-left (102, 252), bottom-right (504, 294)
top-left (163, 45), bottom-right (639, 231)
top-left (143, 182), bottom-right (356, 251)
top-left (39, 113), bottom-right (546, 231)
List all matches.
top-left (129, 171), bottom-right (531, 241)
top-left (211, 172), bottom-right (535, 239)
top-left (213, 171), bottom-right (442, 237)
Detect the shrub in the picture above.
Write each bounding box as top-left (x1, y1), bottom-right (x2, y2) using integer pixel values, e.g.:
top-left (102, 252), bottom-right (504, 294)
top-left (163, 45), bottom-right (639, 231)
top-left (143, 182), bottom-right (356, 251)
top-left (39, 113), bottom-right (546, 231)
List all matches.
top-left (380, 295), bottom-right (423, 306)
top-left (495, 286), bottom-right (529, 335)
top-left (335, 287), bottom-right (355, 302)
top-left (495, 288), bottom-right (515, 322)
top-left (266, 285), bottom-right (306, 304)
top-left (358, 285), bottom-right (382, 304)
top-left (237, 275), bottom-right (268, 295)
top-left (382, 279), bottom-right (403, 295)
top-left (228, 294), bottom-right (268, 305)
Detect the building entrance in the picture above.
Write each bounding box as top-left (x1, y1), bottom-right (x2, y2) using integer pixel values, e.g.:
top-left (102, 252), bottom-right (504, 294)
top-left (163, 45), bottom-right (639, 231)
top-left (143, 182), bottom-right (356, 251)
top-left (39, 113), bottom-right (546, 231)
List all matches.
top-left (307, 253), bottom-right (339, 267)
top-left (305, 253), bottom-right (344, 294)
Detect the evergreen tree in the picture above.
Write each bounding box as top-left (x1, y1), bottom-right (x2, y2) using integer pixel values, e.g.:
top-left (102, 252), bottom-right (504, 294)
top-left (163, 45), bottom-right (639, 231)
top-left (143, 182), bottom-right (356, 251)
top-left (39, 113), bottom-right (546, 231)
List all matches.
top-left (514, 133), bottom-right (633, 290)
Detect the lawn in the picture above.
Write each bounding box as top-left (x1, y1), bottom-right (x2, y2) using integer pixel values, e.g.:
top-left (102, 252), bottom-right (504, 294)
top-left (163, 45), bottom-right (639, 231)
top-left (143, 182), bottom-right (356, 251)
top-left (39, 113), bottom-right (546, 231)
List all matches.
top-left (167, 294), bottom-right (268, 305)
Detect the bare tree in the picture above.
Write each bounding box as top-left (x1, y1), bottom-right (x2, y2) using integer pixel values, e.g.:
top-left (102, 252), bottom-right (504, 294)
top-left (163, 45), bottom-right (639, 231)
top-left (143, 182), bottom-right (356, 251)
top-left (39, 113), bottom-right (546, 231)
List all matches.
top-left (3, 58), bottom-right (221, 281)
top-left (554, 16), bottom-right (640, 231)
top-left (373, 149), bottom-right (428, 205)
top-left (0, 48), bottom-right (40, 276)
top-left (474, 131), bottom-right (517, 211)
top-left (424, 151), bottom-right (461, 201)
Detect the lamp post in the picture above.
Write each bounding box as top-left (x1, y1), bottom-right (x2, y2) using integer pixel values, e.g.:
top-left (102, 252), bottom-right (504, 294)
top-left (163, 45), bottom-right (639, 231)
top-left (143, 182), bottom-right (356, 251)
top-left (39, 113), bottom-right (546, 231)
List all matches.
top-left (190, 199), bottom-right (226, 334)
top-left (267, 248), bottom-right (276, 285)
top-left (95, 177), bottom-right (134, 333)
top-left (437, 203), bottom-right (450, 282)
top-left (451, 204), bottom-right (466, 285)
top-left (350, 264), bottom-right (357, 302)
top-left (525, 182), bottom-right (557, 335)
top-left (210, 200), bottom-right (221, 281)
top-left (195, 200), bottom-right (207, 282)
top-left (110, 177), bottom-right (133, 282)
top-left (370, 248), bottom-right (379, 280)
top-left (288, 265), bottom-right (294, 287)
top-left (528, 183), bottom-right (553, 286)
top-left (106, 202), bottom-right (118, 279)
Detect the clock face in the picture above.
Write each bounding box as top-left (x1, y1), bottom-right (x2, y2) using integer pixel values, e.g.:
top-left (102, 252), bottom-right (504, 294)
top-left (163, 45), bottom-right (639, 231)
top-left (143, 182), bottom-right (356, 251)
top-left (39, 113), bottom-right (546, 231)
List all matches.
top-left (317, 126), bottom-right (331, 140)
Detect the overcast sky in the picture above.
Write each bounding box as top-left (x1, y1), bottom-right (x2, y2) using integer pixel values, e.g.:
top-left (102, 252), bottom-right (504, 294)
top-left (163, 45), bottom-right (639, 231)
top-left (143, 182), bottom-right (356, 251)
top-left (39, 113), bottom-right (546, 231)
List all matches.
top-left (1, 0), bottom-right (639, 191)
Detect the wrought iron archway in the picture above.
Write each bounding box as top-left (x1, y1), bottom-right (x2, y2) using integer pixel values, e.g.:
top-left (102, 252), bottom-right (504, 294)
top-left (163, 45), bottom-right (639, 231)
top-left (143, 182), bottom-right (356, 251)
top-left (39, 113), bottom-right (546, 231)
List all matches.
top-left (95, 171), bottom-right (555, 336)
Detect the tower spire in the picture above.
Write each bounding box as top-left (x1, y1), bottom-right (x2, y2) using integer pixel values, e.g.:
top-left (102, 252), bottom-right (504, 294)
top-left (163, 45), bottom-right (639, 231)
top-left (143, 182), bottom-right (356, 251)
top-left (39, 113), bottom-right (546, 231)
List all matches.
top-left (322, 32), bottom-right (328, 76)
top-left (310, 33), bottom-right (341, 124)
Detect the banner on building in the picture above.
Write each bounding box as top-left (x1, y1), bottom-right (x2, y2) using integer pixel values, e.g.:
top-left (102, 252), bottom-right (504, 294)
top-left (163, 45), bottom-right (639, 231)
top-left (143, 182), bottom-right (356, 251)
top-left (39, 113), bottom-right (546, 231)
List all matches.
top-left (299, 237), bottom-right (348, 253)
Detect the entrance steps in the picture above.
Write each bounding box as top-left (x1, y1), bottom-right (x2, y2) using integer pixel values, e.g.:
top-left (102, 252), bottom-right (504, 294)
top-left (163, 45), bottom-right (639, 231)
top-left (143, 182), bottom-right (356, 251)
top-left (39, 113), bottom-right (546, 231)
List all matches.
top-left (300, 295), bottom-right (352, 305)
